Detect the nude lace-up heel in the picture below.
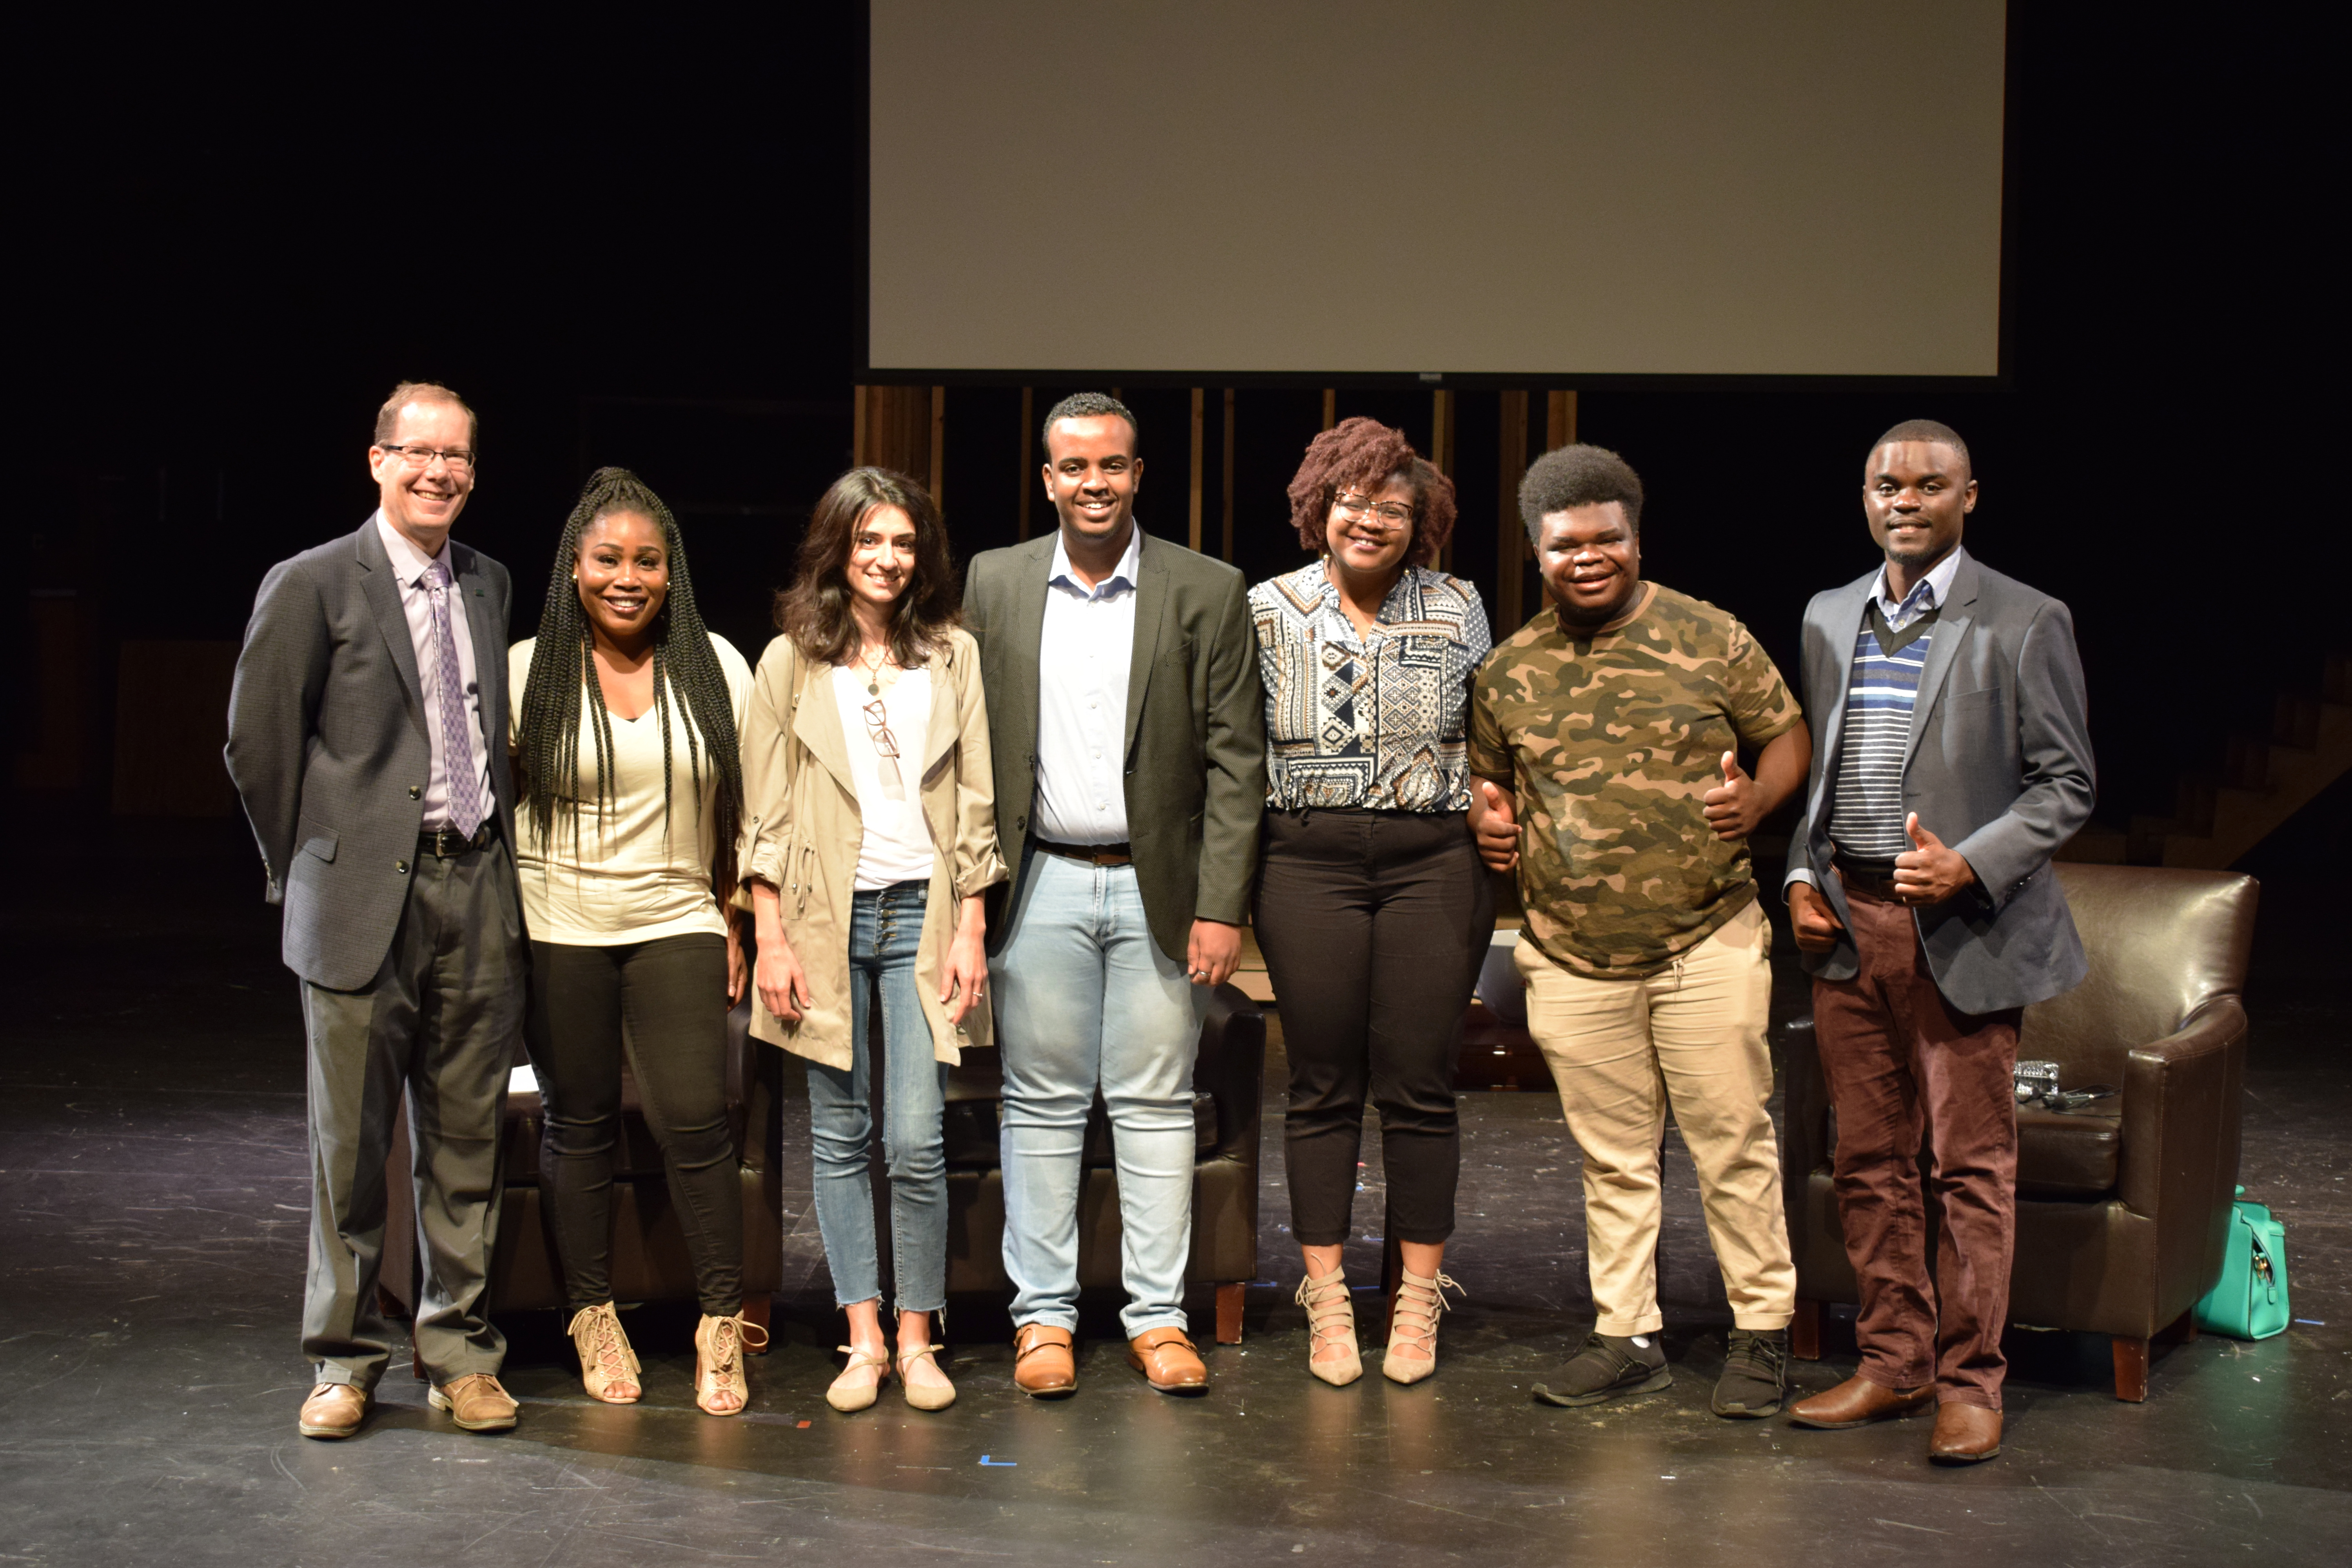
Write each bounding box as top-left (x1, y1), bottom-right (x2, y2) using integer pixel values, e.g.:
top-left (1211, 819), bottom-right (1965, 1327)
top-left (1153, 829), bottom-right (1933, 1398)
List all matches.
top-left (1296, 1266), bottom-right (1363, 1386)
top-left (567, 1302), bottom-right (641, 1404)
top-left (694, 1311), bottom-right (769, 1416)
top-left (1383, 1267), bottom-right (1462, 1385)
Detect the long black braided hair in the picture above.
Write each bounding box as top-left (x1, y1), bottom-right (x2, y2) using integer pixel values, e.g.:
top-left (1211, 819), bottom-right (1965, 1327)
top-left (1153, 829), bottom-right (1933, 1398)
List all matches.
top-left (516, 467), bottom-right (744, 885)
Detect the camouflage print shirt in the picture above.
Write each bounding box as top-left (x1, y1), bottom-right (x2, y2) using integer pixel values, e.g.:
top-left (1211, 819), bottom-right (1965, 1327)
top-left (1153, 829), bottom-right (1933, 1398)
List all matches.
top-left (1469, 583), bottom-right (1802, 979)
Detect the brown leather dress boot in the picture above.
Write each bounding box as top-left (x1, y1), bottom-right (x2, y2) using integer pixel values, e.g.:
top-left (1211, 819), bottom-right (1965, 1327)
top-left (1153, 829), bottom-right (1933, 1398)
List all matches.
top-left (1786, 1374), bottom-right (1935, 1429)
top-left (1126, 1327), bottom-right (1208, 1393)
top-left (1929, 1402), bottom-right (2003, 1463)
top-left (1013, 1324), bottom-right (1077, 1397)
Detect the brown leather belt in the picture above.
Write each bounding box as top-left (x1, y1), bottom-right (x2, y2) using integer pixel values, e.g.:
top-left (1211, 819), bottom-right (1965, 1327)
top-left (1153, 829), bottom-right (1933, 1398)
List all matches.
top-left (1833, 854), bottom-right (1901, 900)
top-left (419, 823), bottom-right (496, 859)
top-left (1033, 837), bottom-right (1133, 867)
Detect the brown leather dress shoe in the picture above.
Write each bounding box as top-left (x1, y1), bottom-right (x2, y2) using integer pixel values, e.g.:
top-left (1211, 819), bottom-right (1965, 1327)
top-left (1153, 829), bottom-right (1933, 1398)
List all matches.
top-left (1013, 1324), bottom-right (1077, 1397)
top-left (298, 1383), bottom-right (367, 1440)
top-left (1929, 1401), bottom-right (2003, 1463)
top-left (429, 1372), bottom-right (519, 1433)
top-left (1126, 1327), bottom-right (1208, 1394)
top-left (1787, 1374), bottom-right (1935, 1429)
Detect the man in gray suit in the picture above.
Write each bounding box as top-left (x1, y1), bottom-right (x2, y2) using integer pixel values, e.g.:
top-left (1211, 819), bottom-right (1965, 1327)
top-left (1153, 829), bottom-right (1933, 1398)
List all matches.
top-left (963, 392), bottom-right (1265, 1397)
top-left (226, 382), bottom-right (526, 1439)
top-left (1782, 420), bottom-right (2095, 1463)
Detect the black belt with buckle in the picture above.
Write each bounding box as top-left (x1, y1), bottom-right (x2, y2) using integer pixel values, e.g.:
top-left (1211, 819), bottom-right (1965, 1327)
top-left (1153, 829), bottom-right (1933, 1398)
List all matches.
top-left (1833, 853), bottom-right (1901, 900)
top-left (419, 823), bottom-right (495, 859)
top-left (1033, 837), bottom-right (1133, 867)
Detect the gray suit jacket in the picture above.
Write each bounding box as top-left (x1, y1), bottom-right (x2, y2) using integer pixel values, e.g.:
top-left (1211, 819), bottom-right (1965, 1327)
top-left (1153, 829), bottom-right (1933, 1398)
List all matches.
top-left (964, 529), bottom-right (1267, 966)
top-left (225, 517), bottom-right (519, 991)
top-left (1786, 550), bottom-right (2096, 1013)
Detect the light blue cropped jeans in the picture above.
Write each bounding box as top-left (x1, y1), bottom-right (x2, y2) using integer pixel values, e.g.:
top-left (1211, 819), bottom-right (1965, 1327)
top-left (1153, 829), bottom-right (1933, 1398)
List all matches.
top-left (805, 880), bottom-right (950, 1314)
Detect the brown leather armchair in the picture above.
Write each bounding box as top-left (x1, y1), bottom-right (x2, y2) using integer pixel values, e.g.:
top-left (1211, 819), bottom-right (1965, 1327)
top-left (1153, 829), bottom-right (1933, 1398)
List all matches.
top-left (936, 982), bottom-right (1266, 1342)
top-left (1782, 863), bottom-right (2259, 1401)
top-left (379, 1000), bottom-right (785, 1357)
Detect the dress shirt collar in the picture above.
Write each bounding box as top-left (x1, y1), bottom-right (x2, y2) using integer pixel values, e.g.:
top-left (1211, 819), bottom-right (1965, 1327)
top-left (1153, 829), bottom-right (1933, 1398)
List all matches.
top-left (374, 508), bottom-right (453, 588)
top-left (1871, 544), bottom-right (1964, 620)
top-left (1047, 524), bottom-right (1143, 600)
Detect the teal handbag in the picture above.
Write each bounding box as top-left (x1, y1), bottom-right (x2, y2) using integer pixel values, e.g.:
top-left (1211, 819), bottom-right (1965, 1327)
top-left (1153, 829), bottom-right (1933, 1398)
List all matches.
top-left (2193, 1187), bottom-right (2289, 1340)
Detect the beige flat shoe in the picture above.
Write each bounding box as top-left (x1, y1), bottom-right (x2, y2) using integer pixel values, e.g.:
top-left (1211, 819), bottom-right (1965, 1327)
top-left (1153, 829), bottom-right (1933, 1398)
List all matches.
top-left (897, 1343), bottom-right (958, 1411)
top-left (566, 1302), bottom-right (641, 1404)
top-left (695, 1312), bottom-right (769, 1416)
top-left (1383, 1267), bottom-right (1462, 1385)
top-left (1296, 1267), bottom-right (1362, 1386)
top-left (826, 1345), bottom-right (891, 1413)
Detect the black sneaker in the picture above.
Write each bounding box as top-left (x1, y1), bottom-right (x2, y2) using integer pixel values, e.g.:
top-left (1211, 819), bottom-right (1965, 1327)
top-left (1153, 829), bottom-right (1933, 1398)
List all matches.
top-left (1711, 1328), bottom-right (1788, 1418)
top-left (1533, 1332), bottom-right (1671, 1407)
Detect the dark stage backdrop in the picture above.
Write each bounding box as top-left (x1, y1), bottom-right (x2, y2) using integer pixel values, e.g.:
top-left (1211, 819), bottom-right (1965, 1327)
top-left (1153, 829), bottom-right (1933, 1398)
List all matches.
top-left (20, 7), bottom-right (2333, 839)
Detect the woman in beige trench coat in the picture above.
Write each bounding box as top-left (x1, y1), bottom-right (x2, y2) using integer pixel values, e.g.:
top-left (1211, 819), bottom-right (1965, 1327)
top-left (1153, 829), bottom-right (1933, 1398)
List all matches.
top-left (738, 468), bottom-right (1007, 1414)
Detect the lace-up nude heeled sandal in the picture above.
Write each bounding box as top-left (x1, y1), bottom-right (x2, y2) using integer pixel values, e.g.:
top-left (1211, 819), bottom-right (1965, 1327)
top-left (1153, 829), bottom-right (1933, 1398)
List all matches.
top-left (826, 1345), bottom-right (892, 1412)
top-left (1383, 1267), bottom-right (1463, 1385)
top-left (1295, 1266), bottom-right (1362, 1386)
top-left (566, 1303), bottom-right (641, 1404)
top-left (694, 1311), bottom-right (769, 1416)
top-left (897, 1343), bottom-right (958, 1411)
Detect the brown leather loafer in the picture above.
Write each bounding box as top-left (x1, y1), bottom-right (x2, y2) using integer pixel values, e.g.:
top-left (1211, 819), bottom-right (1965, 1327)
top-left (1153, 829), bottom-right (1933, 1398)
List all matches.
top-left (1013, 1324), bottom-right (1077, 1398)
top-left (298, 1382), bottom-right (367, 1439)
top-left (429, 1372), bottom-right (519, 1433)
top-left (1787, 1374), bottom-right (1935, 1429)
top-left (1126, 1327), bottom-right (1208, 1394)
top-left (1929, 1401), bottom-right (2003, 1463)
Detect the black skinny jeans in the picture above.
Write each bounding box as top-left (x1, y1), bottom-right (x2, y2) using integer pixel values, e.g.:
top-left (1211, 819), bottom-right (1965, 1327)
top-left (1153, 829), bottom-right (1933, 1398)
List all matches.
top-left (1252, 808), bottom-right (1492, 1248)
top-left (526, 933), bottom-right (743, 1317)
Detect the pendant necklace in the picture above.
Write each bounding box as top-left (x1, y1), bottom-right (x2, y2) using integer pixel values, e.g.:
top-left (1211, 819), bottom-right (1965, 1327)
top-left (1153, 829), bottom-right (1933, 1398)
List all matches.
top-left (860, 644), bottom-right (888, 697)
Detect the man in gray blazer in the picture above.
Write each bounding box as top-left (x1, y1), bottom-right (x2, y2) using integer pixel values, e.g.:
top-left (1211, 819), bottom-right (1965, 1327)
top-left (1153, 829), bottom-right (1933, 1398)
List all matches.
top-left (225, 382), bottom-right (526, 1439)
top-left (1782, 420), bottom-right (2095, 1463)
top-left (963, 392), bottom-right (1266, 1397)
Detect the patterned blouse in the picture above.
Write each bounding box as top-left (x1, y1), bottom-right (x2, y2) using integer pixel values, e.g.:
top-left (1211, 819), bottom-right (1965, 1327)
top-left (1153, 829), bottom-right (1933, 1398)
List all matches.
top-left (1249, 562), bottom-right (1492, 813)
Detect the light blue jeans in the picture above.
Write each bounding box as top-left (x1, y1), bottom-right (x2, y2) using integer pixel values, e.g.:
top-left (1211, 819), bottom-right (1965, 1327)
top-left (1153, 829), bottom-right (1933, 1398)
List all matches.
top-left (992, 850), bottom-right (1203, 1338)
top-left (806, 880), bottom-right (949, 1314)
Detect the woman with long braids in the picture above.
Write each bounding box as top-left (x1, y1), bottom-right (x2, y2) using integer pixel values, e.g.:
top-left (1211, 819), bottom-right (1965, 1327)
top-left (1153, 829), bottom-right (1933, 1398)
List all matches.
top-left (738, 468), bottom-right (1005, 1414)
top-left (509, 466), bottom-right (764, 1415)
top-left (1249, 418), bottom-right (1492, 1386)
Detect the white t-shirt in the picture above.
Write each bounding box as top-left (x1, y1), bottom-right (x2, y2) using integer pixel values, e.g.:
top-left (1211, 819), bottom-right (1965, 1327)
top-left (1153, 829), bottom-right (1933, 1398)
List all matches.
top-left (507, 633), bottom-right (754, 945)
top-left (831, 663), bottom-right (938, 891)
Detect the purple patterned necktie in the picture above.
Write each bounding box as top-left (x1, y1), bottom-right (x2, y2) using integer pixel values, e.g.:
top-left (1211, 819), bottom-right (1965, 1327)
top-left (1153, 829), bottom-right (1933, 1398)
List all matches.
top-left (425, 560), bottom-right (487, 838)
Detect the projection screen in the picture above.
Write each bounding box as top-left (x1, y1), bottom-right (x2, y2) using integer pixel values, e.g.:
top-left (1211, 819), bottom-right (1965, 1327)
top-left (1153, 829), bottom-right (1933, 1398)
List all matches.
top-left (867, 1), bottom-right (2005, 379)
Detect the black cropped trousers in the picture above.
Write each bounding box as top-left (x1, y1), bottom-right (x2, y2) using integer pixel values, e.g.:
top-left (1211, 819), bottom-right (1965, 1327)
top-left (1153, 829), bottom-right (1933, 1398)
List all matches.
top-left (1252, 808), bottom-right (1491, 1248)
top-left (525, 933), bottom-right (742, 1317)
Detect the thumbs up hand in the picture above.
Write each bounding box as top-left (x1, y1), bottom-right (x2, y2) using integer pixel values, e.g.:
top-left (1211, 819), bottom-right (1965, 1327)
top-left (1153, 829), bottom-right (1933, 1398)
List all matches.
top-left (1701, 750), bottom-right (1761, 842)
top-left (1892, 811), bottom-right (1978, 906)
top-left (1468, 777), bottom-right (1520, 872)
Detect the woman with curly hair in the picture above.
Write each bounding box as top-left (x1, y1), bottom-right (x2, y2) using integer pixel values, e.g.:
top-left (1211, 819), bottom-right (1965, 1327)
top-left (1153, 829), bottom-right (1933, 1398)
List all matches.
top-left (738, 468), bottom-right (1006, 1414)
top-left (510, 466), bottom-right (764, 1415)
top-left (1249, 417), bottom-right (1494, 1386)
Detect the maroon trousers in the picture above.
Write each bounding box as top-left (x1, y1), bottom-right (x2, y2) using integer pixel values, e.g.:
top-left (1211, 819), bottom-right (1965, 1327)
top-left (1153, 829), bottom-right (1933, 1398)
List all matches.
top-left (1813, 881), bottom-right (2021, 1410)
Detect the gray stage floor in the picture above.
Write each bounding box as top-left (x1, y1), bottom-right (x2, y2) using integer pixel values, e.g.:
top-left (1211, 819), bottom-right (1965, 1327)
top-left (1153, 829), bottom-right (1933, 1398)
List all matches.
top-left (3, 822), bottom-right (2346, 1566)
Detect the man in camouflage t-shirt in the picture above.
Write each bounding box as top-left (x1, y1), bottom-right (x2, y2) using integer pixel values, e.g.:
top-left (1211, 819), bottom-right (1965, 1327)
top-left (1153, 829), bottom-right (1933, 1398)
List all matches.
top-left (1468, 445), bottom-right (1812, 1419)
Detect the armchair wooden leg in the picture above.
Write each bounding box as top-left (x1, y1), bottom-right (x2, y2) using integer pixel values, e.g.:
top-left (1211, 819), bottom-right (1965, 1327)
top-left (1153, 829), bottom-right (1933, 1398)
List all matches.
top-left (1215, 1281), bottom-right (1245, 1345)
top-left (376, 1285), bottom-right (406, 1320)
top-left (2112, 1334), bottom-right (2150, 1402)
top-left (742, 1292), bottom-right (773, 1353)
top-left (412, 1341), bottom-right (426, 1382)
top-left (2156, 1308), bottom-right (2197, 1347)
top-left (1790, 1298), bottom-right (1822, 1361)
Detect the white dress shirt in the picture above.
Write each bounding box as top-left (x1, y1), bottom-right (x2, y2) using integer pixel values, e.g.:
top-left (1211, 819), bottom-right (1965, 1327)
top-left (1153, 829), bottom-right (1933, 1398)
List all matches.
top-left (1032, 525), bottom-right (1142, 845)
top-left (376, 511), bottom-right (493, 831)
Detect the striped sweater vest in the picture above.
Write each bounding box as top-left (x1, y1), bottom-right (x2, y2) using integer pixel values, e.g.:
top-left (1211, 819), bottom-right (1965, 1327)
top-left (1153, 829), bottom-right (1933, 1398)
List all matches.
top-left (1826, 606), bottom-right (1938, 861)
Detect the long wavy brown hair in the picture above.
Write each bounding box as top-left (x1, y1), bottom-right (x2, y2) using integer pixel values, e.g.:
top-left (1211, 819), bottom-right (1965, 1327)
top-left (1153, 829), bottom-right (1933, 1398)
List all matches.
top-left (774, 468), bottom-right (960, 667)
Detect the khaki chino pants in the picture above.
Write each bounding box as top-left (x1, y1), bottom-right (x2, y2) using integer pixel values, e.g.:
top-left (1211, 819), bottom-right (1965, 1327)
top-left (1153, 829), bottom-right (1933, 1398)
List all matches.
top-left (1515, 898), bottom-right (1795, 1336)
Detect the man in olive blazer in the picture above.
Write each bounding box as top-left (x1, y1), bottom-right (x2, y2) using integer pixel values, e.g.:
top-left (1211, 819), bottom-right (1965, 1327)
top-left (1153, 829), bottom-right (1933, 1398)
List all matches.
top-left (962, 392), bottom-right (1265, 1396)
top-left (225, 383), bottom-right (526, 1440)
